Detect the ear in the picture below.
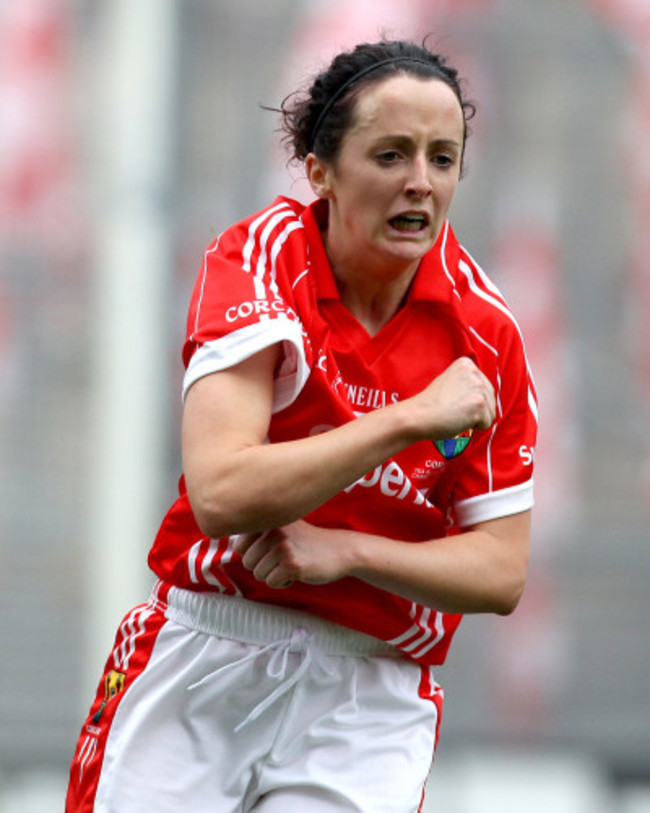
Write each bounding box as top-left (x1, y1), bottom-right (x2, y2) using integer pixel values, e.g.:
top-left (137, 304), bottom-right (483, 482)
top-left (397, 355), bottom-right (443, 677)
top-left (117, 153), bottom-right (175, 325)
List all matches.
top-left (305, 153), bottom-right (334, 199)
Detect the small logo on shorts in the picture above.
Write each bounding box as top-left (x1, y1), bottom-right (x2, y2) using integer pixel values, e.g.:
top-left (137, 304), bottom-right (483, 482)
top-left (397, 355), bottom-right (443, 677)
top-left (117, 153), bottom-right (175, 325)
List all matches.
top-left (434, 429), bottom-right (473, 460)
top-left (92, 670), bottom-right (126, 723)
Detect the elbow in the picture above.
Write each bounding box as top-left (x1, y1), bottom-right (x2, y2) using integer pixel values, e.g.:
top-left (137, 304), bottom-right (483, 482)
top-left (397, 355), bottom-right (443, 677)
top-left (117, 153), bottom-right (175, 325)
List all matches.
top-left (190, 493), bottom-right (234, 539)
top-left (489, 529), bottom-right (530, 616)
top-left (494, 589), bottom-right (523, 617)
top-left (187, 482), bottom-right (250, 539)
top-left (187, 481), bottom-right (282, 539)
top-left (493, 571), bottom-right (527, 616)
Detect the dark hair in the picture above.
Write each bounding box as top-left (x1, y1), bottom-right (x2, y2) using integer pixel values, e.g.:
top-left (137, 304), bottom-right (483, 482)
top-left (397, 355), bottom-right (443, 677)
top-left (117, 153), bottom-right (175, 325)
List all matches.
top-left (278, 40), bottom-right (476, 168)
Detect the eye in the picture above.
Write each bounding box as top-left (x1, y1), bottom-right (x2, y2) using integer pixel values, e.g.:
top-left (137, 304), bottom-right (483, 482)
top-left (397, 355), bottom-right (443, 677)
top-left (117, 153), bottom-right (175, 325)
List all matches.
top-left (375, 150), bottom-right (402, 165)
top-left (431, 152), bottom-right (457, 169)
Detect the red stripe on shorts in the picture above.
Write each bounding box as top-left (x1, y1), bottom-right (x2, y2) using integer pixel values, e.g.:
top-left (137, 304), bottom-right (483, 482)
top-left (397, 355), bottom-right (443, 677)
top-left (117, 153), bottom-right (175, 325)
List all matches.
top-left (417, 665), bottom-right (445, 813)
top-left (65, 590), bottom-right (168, 812)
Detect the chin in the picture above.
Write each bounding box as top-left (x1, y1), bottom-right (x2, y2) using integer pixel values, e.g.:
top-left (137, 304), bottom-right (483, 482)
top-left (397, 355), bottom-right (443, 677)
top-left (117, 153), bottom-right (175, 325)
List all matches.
top-left (387, 241), bottom-right (432, 264)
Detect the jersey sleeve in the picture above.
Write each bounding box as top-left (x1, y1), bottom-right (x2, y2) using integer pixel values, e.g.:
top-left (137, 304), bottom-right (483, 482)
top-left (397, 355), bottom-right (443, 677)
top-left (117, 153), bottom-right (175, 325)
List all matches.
top-left (181, 219), bottom-right (311, 413)
top-left (452, 319), bottom-right (538, 527)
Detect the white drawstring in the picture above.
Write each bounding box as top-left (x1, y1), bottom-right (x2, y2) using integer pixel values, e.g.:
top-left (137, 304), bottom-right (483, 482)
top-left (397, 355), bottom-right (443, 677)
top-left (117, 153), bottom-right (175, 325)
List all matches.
top-left (188, 628), bottom-right (333, 732)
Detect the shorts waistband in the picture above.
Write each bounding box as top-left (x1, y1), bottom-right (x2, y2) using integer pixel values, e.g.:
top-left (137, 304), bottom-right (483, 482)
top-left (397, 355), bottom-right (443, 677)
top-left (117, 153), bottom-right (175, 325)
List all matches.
top-left (160, 585), bottom-right (398, 658)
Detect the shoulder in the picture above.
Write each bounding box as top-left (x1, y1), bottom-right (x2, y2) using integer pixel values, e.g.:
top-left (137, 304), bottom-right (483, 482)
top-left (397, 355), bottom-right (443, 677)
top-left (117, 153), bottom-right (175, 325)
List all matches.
top-left (211, 196), bottom-right (307, 261)
top-left (190, 197), bottom-right (312, 309)
top-left (435, 232), bottom-right (534, 397)
top-left (448, 243), bottom-right (528, 355)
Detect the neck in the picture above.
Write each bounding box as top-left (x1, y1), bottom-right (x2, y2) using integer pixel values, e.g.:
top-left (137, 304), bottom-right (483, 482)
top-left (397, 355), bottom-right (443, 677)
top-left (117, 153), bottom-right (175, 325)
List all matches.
top-left (318, 209), bottom-right (420, 335)
top-left (332, 262), bottom-right (417, 336)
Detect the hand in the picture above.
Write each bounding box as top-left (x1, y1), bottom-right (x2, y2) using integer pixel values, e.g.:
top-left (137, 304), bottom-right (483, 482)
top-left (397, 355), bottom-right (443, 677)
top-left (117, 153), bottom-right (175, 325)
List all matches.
top-left (233, 520), bottom-right (354, 589)
top-left (411, 357), bottom-right (496, 441)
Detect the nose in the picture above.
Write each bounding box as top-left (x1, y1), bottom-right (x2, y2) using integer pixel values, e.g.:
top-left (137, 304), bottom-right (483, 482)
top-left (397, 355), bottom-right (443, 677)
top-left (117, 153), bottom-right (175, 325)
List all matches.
top-left (404, 155), bottom-right (433, 198)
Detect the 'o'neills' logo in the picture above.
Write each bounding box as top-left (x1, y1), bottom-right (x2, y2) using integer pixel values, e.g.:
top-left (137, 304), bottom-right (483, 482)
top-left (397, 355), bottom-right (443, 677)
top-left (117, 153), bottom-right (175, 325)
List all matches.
top-left (434, 428), bottom-right (473, 460)
top-left (344, 382), bottom-right (400, 410)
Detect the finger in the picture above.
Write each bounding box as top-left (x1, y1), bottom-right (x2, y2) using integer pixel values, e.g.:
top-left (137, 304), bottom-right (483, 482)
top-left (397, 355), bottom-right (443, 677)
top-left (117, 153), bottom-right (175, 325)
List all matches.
top-left (265, 568), bottom-right (295, 590)
top-left (479, 395), bottom-right (497, 430)
top-left (483, 375), bottom-right (497, 423)
top-left (251, 545), bottom-right (286, 581)
top-left (232, 532), bottom-right (263, 556)
top-left (250, 547), bottom-right (296, 587)
top-left (473, 370), bottom-right (496, 427)
top-left (265, 560), bottom-right (297, 589)
top-left (238, 532), bottom-right (276, 570)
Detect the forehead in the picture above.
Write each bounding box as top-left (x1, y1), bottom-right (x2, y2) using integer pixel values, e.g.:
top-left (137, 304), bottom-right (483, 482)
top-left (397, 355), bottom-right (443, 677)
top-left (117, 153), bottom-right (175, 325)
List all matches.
top-left (348, 74), bottom-right (464, 141)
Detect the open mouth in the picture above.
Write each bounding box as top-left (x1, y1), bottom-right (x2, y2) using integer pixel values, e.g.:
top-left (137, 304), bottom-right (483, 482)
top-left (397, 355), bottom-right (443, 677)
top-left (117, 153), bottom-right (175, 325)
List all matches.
top-left (388, 212), bottom-right (430, 233)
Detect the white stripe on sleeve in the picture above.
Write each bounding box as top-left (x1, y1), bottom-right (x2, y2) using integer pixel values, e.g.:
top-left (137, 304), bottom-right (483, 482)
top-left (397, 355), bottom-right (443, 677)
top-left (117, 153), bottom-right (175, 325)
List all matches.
top-left (455, 478), bottom-right (534, 527)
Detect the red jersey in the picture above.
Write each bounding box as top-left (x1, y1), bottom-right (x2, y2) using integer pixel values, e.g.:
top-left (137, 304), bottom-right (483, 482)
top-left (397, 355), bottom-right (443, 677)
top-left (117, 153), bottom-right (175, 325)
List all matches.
top-left (148, 196), bottom-right (538, 666)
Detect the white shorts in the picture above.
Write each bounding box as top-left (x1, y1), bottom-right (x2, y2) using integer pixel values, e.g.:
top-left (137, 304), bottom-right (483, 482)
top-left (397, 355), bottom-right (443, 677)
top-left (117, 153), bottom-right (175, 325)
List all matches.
top-left (67, 584), bottom-right (444, 812)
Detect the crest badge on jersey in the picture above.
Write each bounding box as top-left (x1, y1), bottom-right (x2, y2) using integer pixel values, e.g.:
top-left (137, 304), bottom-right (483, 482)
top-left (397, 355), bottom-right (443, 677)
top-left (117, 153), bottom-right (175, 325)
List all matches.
top-left (434, 428), bottom-right (473, 460)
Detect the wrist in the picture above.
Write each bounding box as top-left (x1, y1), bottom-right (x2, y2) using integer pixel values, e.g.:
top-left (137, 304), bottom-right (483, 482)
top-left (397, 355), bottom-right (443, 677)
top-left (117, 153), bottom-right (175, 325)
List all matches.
top-left (383, 397), bottom-right (426, 446)
top-left (344, 529), bottom-right (392, 580)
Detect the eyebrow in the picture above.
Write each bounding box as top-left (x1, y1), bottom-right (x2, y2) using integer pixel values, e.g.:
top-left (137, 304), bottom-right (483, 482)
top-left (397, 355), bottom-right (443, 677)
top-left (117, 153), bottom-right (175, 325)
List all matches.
top-left (372, 134), bottom-right (462, 150)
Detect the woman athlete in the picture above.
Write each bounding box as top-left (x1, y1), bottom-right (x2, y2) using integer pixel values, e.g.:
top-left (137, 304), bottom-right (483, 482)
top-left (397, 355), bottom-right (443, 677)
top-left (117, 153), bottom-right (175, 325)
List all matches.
top-left (67, 38), bottom-right (537, 813)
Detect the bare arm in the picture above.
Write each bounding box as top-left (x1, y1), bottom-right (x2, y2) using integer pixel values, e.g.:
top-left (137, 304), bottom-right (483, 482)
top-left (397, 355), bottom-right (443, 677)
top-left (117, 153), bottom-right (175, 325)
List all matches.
top-left (234, 511), bottom-right (531, 616)
top-left (353, 510), bottom-right (531, 614)
top-left (182, 346), bottom-right (495, 539)
top-left (184, 345), bottom-right (528, 615)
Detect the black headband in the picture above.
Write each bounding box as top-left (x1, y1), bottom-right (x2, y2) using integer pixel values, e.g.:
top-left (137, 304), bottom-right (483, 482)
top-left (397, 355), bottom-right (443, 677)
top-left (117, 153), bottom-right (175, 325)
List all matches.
top-left (308, 56), bottom-right (436, 153)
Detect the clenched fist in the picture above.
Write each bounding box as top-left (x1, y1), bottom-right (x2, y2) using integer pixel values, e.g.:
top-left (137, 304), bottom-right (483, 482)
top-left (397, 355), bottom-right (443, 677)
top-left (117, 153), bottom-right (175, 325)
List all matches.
top-left (408, 356), bottom-right (496, 442)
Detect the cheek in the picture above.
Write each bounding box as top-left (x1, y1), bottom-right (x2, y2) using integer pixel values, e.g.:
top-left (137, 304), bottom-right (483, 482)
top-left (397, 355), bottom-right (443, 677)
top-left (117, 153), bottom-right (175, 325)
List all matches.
top-left (436, 179), bottom-right (459, 211)
top-left (343, 186), bottom-right (386, 230)
top-left (355, 178), bottom-right (387, 207)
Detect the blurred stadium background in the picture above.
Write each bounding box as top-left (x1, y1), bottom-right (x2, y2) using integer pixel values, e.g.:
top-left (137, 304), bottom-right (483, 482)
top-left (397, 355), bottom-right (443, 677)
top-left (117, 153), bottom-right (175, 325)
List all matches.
top-left (1, 0), bottom-right (649, 810)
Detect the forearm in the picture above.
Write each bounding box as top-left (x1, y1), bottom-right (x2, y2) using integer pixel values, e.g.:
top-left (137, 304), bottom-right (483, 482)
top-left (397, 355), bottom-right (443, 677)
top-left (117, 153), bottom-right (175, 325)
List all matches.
top-left (189, 400), bottom-right (418, 538)
top-left (348, 515), bottom-right (530, 615)
top-left (235, 512), bottom-right (531, 615)
top-left (184, 352), bottom-right (495, 539)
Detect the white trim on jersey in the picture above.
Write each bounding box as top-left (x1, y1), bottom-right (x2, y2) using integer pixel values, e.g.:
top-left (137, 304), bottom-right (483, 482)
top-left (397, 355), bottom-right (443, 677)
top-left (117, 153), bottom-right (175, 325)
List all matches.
top-left (528, 386), bottom-right (539, 423)
top-left (455, 477), bottom-right (534, 527)
top-left (387, 605), bottom-right (446, 661)
top-left (269, 221), bottom-right (305, 285)
top-left (191, 237), bottom-right (222, 342)
top-left (439, 223), bottom-right (464, 302)
top-left (292, 268), bottom-right (310, 289)
top-left (187, 538), bottom-right (203, 584)
top-left (191, 203), bottom-right (300, 343)
top-left (182, 318), bottom-right (310, 412)
top-left (468, 325), bottom-right (498, 358)
top-left (458, 251), bottom-right (538, 417)
top-left (440, 236), bottom-right (539, 432)
top-left (241, 201), bottom-right (292, 273)
top-left (253, 210), bottom-right (299, 300)
top-left (412, 613), bottom-right (446, 660)
top-left (458, 256), bottom-right (510, 318)
top-left (189, 538), bottom-right (227, 591)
